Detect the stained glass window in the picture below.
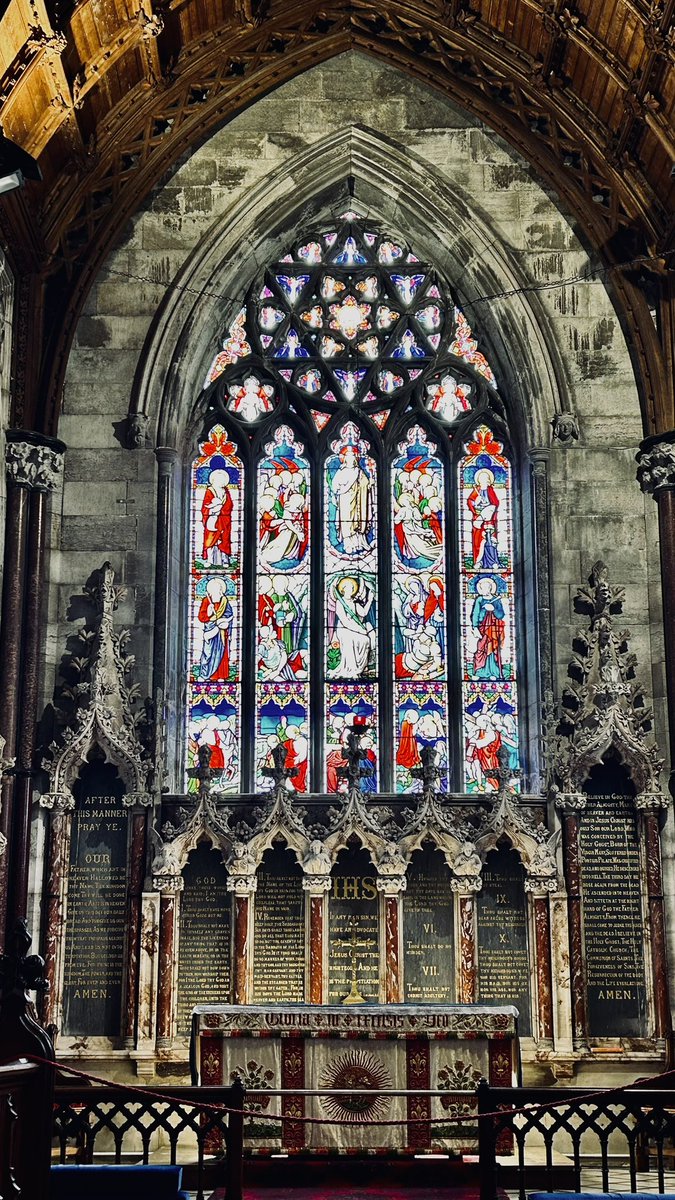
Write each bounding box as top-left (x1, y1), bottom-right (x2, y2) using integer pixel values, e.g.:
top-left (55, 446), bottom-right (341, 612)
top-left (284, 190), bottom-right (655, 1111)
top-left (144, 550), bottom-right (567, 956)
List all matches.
top-left (188, 425), bottom-right (243, 792)
top-left (324, 421), bottom-right (378, 793)
top-left (188, 214), bottom-right (521, 794)
top-left (256, 426), bottom-right (310, 792)
top-left (459, 426), bottom-right (519, 792)
top-left (392, 427), bottom-right (448, 793)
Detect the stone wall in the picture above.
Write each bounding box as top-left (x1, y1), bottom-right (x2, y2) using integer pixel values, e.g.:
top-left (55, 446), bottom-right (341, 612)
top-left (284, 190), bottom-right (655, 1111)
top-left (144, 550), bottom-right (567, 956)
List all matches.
top-left (50, 50), bottom-right (664, 761)
top-left (31, 46), bottom-right (673, 1074)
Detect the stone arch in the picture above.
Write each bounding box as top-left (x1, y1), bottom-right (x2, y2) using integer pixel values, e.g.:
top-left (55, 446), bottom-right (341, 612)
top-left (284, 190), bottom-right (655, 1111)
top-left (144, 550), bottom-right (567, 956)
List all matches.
top-left (131, 123), bottom-right (569, 455)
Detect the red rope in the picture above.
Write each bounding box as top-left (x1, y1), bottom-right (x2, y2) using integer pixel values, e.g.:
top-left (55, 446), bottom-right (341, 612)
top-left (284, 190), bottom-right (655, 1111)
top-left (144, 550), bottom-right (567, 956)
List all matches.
top-left (17, 1053), bottom-right (675, 1130)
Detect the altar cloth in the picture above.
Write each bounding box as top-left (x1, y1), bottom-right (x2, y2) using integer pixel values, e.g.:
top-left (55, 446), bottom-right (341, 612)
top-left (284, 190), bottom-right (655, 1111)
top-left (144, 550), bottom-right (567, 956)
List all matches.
top-left (191, 1004), bottom-right (520, 1154)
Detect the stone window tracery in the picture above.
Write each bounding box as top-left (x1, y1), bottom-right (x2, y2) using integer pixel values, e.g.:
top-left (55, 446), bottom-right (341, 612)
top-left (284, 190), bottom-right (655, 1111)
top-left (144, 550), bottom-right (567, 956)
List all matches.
top-left (188, 214), bottom-right (520, 794)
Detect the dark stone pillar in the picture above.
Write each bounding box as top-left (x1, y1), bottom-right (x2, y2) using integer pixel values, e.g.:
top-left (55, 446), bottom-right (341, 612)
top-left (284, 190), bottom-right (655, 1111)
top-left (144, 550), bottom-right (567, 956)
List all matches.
top-left (556, 793), bottom-right (588, 1047)
top-left (637, 432), bottom-right (675, 798)
top-left (0, 433), bottom-right (64, 946)
top-left (639, 798), bottom-right (672, 1038)
top-left (153, 447), bottom-right (178, 785)
top-left (123, 809), bottom-right (148, 1047)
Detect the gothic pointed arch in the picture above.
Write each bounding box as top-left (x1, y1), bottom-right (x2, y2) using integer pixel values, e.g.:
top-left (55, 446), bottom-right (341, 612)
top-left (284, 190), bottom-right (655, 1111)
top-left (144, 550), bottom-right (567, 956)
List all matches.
top-left (185, 211), bottom-right (528, 797)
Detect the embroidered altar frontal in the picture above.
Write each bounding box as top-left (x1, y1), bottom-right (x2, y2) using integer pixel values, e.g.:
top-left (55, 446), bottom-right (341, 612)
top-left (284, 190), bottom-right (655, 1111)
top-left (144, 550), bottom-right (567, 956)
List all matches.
top-left (192, 1004), bottom-right (519, 1154)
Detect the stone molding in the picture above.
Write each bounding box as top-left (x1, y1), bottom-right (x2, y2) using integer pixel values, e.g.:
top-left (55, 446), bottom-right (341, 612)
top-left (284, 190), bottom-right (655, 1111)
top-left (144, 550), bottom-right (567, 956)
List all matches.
top-left (376, 875), bottom-right (407, 895)
top-left (636, 431), bottom-right (675, 494)
top-left (5, 435), bottom-right (64, 491)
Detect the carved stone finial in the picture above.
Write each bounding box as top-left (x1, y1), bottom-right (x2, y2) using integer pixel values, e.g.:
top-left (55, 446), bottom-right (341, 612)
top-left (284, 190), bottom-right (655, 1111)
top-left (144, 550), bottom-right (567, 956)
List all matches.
top-left (42, 562), bottom-right (153, 808)
top-left (186, 742), bottom-right (212, 799)
top-left (544, 560), bottom-right (666, 800)
top-left (551, 411), bottom-right (580, 445)
top-left (636, 431), bottom-right (675, 494)
top-left (6, 435), bottom-right (64, 491)
top-left (261, 741), bottom-right (295, 801)
top-left (411, 744), bottom-right (440, 799)
top-left (337, 726), bottom-right (375, 796)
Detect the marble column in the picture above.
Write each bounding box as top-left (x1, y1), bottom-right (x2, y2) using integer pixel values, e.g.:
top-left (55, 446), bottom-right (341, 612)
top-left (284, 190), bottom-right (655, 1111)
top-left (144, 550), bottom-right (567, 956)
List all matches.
top-left (155, 879), bottom-right (182, 1050)
top-left (122, 807), bottom-right (149, 1047)
top-left (637, 432), bottom-right (675, 798)
top-left (454, 882), bottom-right (478, 1003)
top-left (637, 793), bottom-right (672, 1037)
top-left (303, 876), bottom-right (330, 1003)
top-left (228, 876), bottom-right (256, 1004)
top-left (556, 792), bottom-right (588, 1046)
top-left (0, 433), bottom-right (64, 944)
top-left (377, 876), bottom-right (406, 1004)
top-left (527, 884), bottom-right (555, 1041)
top-left (39, 793), bottom-right (74, 1032)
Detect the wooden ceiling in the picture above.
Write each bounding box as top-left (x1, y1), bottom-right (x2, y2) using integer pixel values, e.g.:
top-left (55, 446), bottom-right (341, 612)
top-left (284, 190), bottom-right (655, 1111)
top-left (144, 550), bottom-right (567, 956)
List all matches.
top-left (0, 0), bottom-right (674, 433)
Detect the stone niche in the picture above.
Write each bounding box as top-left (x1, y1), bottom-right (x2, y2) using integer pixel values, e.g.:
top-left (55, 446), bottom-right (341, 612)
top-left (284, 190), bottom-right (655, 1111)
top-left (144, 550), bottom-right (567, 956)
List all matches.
top-left (328, 845), bottom-right (380, 1005)
top-left (477, 845), bottom-right (532, 1035)
top-left (62, 760), bottom-right (129, 1038)
top-left (176, 841), bottom-right (231, 1035)
top-left (403, 843), bottom-right (455, 1003)
top-left (253, 845), bottom-right (304, 1003)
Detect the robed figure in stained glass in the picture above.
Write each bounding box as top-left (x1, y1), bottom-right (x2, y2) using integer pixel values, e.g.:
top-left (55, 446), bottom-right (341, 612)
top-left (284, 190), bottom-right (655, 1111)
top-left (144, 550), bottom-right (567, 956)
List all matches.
top-left (471, 576), bottom-right (505, 679)
top-left (198, 578), bottom-right (234, 680)
top-left (328, 443), bottom-right (374, 557)
top-left (467, 467), bottom-right (500, 570)
top-left (201, 468), bottom-right (234, 566)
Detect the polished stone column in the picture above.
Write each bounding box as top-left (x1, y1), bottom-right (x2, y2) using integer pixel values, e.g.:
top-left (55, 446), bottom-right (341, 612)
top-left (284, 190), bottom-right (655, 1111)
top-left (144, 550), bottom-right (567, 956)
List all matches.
top-left (378, 876), bottom-right (406, 1003)
top-left (637, 793), bottom-right (672, 1037)
top-left (529, 886), bottom-right (555, 1041)
top-left (0, 433), bottom-right (64, 945)
top-left (155, 880), bottom-right (182, 1050)
top-left (229, 876), bottom-right (256, 1004)
top-left (123, 808), bottom-right (149, 1047)
top-left (637, 431), bottom-right (675, 797)
top-left (454, 883), bottom-right (478, 1003)
top-left (556, 792), bottom-right (588, 1046)
top-left (303, 876), bottom-right (329, 1003)
top-left (39, 793), bottom-right (74, 1032)
top-left (153, 449), bottom-right (178, 771)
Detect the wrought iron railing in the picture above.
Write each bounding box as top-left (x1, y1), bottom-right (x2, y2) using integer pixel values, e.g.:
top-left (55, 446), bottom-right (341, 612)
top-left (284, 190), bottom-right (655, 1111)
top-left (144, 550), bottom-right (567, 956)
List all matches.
top-left (52, 1082), bottom-right (245, 1200)
top-left (51, 1076), bottom-right (675, 1200)
top-left (477, 1081), bottom-right (675, 1200)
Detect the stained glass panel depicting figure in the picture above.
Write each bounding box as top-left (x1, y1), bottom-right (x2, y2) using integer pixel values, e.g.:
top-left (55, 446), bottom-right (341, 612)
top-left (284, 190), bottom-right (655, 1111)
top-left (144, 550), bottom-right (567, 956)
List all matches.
top-left (395, 682), bottom-right (449, 792)
top-left (459, 426), bottom-right (519, 792)
top-left (325, 421), bottom-right (376, 562)
top-left (255, 427), bottom-right (310, 792)
top-left (391, 427), bottom-right (448, 791)
top-left (188, 426), bottom-right (243, 791)
top-left (256, 683), bottom-right (309, 794)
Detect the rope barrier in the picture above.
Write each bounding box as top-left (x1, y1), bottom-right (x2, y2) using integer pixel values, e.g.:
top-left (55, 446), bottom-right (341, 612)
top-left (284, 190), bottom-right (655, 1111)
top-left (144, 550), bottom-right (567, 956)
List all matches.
top-left (14, 1053), bottom-right (675, 1130)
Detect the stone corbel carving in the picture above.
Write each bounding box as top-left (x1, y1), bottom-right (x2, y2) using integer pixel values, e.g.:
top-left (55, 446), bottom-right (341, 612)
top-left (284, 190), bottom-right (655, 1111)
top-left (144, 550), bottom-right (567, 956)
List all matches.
top-left (226, 875), bottom-right (257, 895)
top-left (42, 563), bottom-right (154, 809)
top-left (302, 839), bottom-right (331, 880)
top-left (449, 841), bottom-right (482, 892)
top-left (124, 413), bottom-right (150, 449)
top-left (6, 436), bottom-right (64, 491)
top-left (636, 432), bottom-right (675, 494)
top-left (544, 560), bottom-right (666, 801)
top-left (551, 411), bottom-right (580, 445)
top-left (376, 875), bottom-right (407, 895)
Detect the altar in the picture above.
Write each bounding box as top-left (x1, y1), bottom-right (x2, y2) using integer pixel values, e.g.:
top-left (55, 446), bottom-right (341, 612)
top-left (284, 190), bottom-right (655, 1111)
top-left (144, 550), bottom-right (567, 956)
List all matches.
top-left (191, 1004), bottom-right (520, 1154)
